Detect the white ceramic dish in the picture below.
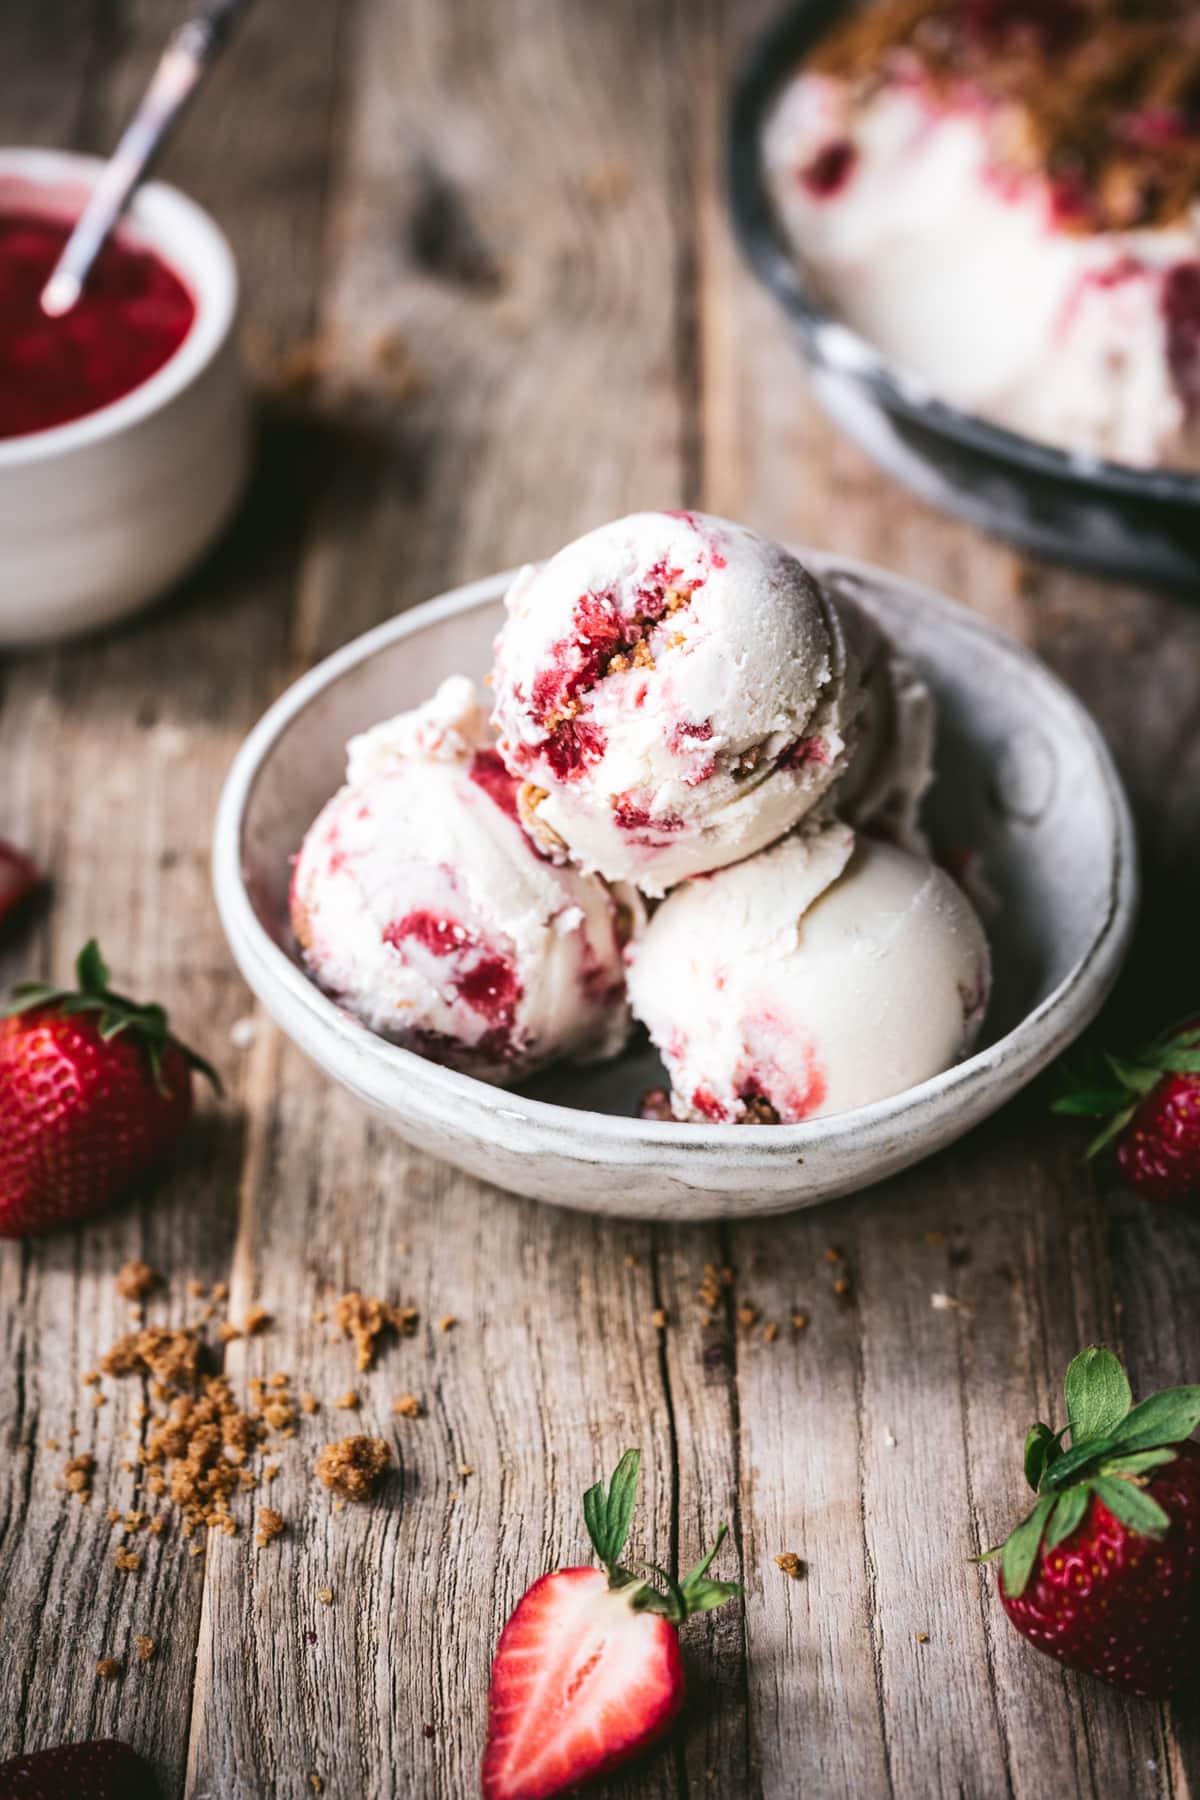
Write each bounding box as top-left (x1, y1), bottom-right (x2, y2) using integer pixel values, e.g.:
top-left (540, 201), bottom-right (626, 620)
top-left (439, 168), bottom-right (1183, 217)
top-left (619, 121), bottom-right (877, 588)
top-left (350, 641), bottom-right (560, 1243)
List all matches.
top-left (0, 148), bottom-right (249, 646)
top-left (213, 555), bottom-right (1137, 1222)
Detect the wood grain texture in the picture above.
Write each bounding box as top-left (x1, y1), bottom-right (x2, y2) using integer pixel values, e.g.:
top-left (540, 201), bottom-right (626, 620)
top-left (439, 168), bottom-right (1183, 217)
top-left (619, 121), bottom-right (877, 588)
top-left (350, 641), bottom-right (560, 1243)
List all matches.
top-left (1, 0), bottom-right (1198, 1796)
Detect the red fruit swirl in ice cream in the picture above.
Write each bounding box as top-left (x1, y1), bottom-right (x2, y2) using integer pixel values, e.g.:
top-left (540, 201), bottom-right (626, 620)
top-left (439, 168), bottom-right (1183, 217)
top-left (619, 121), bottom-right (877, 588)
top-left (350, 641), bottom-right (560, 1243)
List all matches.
top-left (0, 210), bottom-right (194, 439)
top-left (383, 910), bottom-right (522, 1039)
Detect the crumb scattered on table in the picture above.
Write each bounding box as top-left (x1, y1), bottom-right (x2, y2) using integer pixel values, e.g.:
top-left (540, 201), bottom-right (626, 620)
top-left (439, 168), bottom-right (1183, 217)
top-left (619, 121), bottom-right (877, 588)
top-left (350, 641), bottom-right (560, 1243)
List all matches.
top-left (775, 1552), bottom-right (806, 1580)
top-left (335, 1390), bottom-right (359, 1411)
top-left (651, 1308), bottom-right (668, 1330)
top-left (317, 1587), bottom-right (333, 1606)
top-left (96, 1656), bottom-right (122, 1679)
top-left (134, 1634), bottom-right (156, 1663)
top-left (437, 1315), bottom-right (457, 1333)
top-left (256, 1508), bottom-right (285, 1547)
top-left (243, 1305), bottom-right (273, 1336)
top-left (333, 1291), bottom-right (418, 1371)
top-left (117, 1260), bottom-right (161, 1300)
top-left (64, 1452), bottom-right (95, 1503)
top-left (391, 1394), bottom-right (422, 1418)
top-left (314, 1436), bottom-right (391, 1501)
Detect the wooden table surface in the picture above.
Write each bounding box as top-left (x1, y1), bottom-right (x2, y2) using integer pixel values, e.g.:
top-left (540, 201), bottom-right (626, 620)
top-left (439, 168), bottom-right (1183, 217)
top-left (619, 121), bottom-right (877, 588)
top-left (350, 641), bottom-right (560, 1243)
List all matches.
top-left (2, 3), bottom-right (1199, 1797)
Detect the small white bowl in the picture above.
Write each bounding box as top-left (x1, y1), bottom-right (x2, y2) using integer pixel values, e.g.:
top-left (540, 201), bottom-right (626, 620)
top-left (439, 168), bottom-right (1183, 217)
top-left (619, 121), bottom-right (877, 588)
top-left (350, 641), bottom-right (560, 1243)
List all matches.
top-left (213, 556), bottom-right (1137, 1222)
top-left (0, 148), bottom-right (249, 646)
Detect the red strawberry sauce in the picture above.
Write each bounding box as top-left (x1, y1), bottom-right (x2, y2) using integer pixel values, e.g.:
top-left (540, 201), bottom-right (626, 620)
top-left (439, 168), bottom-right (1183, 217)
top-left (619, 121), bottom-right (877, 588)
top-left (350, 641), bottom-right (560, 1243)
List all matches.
top-left (0, 210), bottom-right (194, 439)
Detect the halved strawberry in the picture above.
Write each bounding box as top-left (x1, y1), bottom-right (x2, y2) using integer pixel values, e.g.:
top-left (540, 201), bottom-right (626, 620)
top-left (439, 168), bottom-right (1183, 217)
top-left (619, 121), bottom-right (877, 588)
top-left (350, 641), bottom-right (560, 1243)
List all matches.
top-left (481, 1451), bottom-right (738, 1800)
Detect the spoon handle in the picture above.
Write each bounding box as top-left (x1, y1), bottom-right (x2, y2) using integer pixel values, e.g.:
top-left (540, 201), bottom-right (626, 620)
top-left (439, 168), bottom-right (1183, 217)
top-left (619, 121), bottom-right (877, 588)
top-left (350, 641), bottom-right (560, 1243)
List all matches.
top-left (40, 0), bottom-right (254, 317)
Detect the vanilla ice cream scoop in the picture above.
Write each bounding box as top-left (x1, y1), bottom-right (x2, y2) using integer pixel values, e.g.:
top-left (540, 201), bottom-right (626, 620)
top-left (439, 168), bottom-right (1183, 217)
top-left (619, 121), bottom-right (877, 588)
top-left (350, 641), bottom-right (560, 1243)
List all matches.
top-left (626, 822), bottom-right (989, 1123)
top-left (490, 511), bottom-right (857, 896)
top-left (834, 591), bottom-right (935, 853)
top-left (291, 676), bottom-right (637, 1083)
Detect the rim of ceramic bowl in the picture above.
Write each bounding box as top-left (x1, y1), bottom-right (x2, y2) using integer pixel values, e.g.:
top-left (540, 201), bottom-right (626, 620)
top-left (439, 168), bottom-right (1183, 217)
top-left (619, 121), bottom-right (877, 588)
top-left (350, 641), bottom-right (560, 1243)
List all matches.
top-left (726, 1), bottom-right (1200, 507)
top-left (213, 556), bottom-right (1139, 1159)
top-left (0, 147), bottom-right (238, 468)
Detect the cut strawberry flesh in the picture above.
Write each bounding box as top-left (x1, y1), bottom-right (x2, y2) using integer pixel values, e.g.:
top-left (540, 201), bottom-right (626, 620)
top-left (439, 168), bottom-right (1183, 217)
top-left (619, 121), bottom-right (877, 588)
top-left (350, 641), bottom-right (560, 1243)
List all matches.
top-left (482, 1567), bottom-right (684, 1800)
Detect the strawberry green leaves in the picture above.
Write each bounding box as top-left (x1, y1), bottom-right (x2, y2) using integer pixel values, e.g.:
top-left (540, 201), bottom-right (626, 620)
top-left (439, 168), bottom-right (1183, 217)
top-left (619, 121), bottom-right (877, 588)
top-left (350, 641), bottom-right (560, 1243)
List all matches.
top-left (583, 1449), bottom-right (641, 1574)
top-left (581, 1449), bottom-right (740, 1625)
top-left (1001, 1495), bottom-right (1055, 1600)
top-left (1053, 1020), bottom-right (1200, 1158)
top-left (5, 939), bottom-right (222, 1097)
top-left (997, 1347), bottom-right (1200, 1598)
top-left (1065, 1347), bottom-right (1132, 1445)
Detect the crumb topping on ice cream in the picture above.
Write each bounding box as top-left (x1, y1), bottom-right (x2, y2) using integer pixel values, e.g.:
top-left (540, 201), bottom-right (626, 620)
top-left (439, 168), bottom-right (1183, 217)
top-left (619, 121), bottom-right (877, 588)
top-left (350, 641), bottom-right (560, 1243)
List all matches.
top-left (491, 511), bottom-right (859, 895)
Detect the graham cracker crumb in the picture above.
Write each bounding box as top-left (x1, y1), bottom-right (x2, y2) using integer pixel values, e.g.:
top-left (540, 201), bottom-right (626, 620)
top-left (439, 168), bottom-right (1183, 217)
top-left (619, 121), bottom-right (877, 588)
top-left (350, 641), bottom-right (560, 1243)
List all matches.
top-left (190, 1543), bottom-right (204, 1558)
top-left (458, 1463), bottom-right (474, 1479)
top-left (392, 1394), bottom-right (422, 1418)
top-left (115, 1548), bottom-right (141, 1572)
top-left (791, 1312), bottom-right (809, 1333)
top-left (117, 1261), bottom-right (160, 1300)
top-left (263, 1463), bottom-right (280, 1484)
top-left (92, 1392), bottom-right (107, 1408)
top-left (64, 1453), bottom-right (95, 1502)
top-left (333, 1291), bottom-right (419, 1371)
top-left (243, 1306), bottom-right (272, 1337)
top-left (317, 1587), bottom-right (333, 1606)
top-left (916, 1631), bottom-right (929, 1643)
top-left (763, 1321), bottom-right (779, 1344)
top-left (823, 1246), bottom-right (842, 1265)
top-left (186, 1279), bottom-right (206, 1299)
top-left (101, 1326), bottom-right (202, 1392)
top-left (335, 1391), bottom-right (359, 1411)
top-left (81, 1370), bottom-right (99, 1386)
top-left (96, 1656), bottom-right (122, 1680)
top-left (300, 1392), bottom-right (319, 1414)
top-left (108, 1508), bottom-right (121, 1524)
top-left (314, 1436), bottom-right (391, 1501)
top-left (437, 1315), bottom-right (457, 1333)
top-left (737, 1303), bottom-right (760, 1329)
top-left (651, 1308), bottom-right (668, 1330)
top-left (256, 1508), bottom-right (285, 1547)
top-left (310, 1778), bottom-right (323, 1795)
top-left (217, 1323), bottom-right (241, 1343)
top-left (832, 1277), bottom-right (853, 1300)
top-left (212, 1282), bottom-right (229, 1303)
top-left (775, 1552), bottom-right (806, 1579)
top-left (44, 1438), bottom-right (60, 1451)
top-left (134, 1635), bottom-right (156, 1663)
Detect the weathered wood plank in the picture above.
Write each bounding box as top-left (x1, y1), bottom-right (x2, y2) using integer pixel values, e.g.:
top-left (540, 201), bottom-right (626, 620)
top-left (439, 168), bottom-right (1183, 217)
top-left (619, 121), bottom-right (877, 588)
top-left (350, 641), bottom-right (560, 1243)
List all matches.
top-left (0, 0), bottom-right (351, 1790)
top-left (182, 0), bottom-right (720, 1793)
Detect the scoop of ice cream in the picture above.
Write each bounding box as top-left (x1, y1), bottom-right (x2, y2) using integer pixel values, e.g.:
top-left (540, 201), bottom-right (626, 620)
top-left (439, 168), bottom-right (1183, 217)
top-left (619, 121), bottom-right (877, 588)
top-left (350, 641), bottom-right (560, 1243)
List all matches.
top-left (490, 511), bottom-right (857, 896)
top-left (833, 589), bottom-right (935, 853)
top-left (291, 676), bottom-right (637, 1083)
top-left (626, 821), bottom-right (989, 1124)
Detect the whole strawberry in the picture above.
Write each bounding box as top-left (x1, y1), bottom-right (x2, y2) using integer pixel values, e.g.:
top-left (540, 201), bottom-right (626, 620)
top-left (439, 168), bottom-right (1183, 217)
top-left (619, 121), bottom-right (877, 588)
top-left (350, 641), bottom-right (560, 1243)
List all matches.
top-left (988, 1346), bottom-right (1200, 1697)
top-left (1054, 1017), bottom-right (1200, 1203)
top-left (0, 941), bottom-right (220, 1238)
top-left (0, 1739), bottom-right (157, 1799)
top-left (0, 840), bottom-right (38, 931)
top-left (482, 1450), bottom-right (739, 1799)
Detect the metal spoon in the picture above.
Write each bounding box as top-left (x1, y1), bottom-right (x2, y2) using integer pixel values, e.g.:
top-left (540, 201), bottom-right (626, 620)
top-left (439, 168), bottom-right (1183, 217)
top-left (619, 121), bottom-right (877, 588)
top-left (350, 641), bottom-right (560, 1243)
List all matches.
top-left (40, 0), bottom-right (253, 318)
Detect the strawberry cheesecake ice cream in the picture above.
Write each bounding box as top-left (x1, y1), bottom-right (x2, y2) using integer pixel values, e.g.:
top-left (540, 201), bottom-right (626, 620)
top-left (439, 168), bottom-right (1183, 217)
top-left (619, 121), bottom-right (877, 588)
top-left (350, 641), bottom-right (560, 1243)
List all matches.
top-left (625, 820), bottom-right (989, 1124)
top-left (763, 0), bottom-right (1200, 468)
top-left (290, 677), bottom-right (636, 1082)
top-left (490, 511), bottom-right (860, 896)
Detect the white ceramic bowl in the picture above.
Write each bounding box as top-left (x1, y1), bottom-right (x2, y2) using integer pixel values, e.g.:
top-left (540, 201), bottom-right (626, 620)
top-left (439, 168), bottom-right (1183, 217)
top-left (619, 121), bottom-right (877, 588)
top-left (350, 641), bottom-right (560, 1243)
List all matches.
top-left (213, 556), bottom-right (1137, 1221)
top-left (0, 148), bottom-right (249, 646)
